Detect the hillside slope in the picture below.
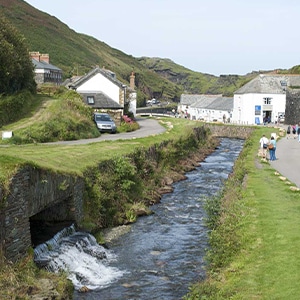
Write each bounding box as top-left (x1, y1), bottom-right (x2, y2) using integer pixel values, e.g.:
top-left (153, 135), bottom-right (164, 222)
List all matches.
top-left (0, 0), bottom-right (275, 103)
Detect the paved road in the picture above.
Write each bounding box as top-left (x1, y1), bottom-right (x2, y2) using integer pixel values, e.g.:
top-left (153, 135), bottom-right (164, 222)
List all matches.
top-left (45, 118), bottom-right (166, 145)
top-left (270, 132), bottom-right (300, 188)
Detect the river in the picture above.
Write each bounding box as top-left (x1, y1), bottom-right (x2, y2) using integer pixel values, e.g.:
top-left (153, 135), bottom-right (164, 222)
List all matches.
top-left (34, 138), bottom-right (244, 300)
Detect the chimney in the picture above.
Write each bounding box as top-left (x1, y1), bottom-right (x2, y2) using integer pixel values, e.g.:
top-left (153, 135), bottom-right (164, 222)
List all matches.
top-left (130, 71), bottom-right (135, 90)
top-left (40, 53), bottom-right (49, 64)
top-left (29, 51), bottom-right (41, 61)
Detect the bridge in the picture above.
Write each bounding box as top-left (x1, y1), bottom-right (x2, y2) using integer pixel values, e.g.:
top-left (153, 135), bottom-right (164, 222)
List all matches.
top-left (0, 166), bottom-right (84, 261)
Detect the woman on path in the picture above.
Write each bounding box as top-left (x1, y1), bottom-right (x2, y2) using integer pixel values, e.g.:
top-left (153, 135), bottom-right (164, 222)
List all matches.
top-left (269, 136), bottom-right (277, 161)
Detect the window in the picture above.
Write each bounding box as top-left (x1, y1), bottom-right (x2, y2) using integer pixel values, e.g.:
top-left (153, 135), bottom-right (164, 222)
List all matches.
top-left (263, 97), bottom-right (272, 105)
top-left (87, 96), bottom-right (95, 104)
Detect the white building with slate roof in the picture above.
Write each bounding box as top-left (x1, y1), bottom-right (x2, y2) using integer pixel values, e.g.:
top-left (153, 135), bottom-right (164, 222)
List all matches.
top-left (178, 94), bottom-right (233, 123)
top-left (232, 74), bottom-right (300, 125)
top-left (68, 67), bottom-right (137, 116)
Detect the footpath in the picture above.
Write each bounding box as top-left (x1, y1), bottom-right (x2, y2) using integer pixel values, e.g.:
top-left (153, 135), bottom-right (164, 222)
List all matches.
top-left (269, 131), bottom-right (300, 188)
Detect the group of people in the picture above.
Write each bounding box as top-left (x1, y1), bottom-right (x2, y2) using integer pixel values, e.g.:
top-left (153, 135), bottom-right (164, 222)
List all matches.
top-left (259, 134), bottom-right (277, 161)
top-left (286, 124), bottom-right (300, 142)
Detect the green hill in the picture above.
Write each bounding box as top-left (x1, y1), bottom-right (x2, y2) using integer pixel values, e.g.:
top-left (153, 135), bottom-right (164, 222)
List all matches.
top-left (0, 0), bottom-right (293, 105)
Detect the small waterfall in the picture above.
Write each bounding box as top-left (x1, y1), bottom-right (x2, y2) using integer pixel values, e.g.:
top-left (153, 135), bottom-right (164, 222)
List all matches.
top-left (34, 224), bottom-right (125, 290)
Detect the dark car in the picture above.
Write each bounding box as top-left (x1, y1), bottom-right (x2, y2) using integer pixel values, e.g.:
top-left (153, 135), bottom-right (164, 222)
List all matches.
top-left (94, 113), bottom-right (117, 133)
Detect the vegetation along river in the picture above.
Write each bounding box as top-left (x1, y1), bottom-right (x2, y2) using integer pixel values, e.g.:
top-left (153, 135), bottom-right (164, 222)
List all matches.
top-left (34, 138), bottom-right (244, 300)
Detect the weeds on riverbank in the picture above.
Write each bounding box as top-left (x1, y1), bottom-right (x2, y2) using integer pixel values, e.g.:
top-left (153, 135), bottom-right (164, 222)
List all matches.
top-left (0, 249), bottom-right (73, 299)
top-left (82, 126), bottom-right (212, 230)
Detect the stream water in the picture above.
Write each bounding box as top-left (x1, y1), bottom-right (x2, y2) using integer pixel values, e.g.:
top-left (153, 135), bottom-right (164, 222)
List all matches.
top-left (34, 138), bottom-right (244, 300)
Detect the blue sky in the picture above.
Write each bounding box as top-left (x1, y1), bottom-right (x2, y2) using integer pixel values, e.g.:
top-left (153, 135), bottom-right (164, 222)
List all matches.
top-left (25, 0), bottom-right (300, 76)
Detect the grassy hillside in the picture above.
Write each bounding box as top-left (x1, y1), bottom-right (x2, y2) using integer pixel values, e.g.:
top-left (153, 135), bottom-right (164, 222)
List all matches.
top-left (138, 57), bottom-right (256, 96)
top-left (2, 0), bottom-right (296, 105)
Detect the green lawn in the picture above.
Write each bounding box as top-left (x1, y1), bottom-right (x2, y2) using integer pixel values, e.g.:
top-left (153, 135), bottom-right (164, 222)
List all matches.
top-left (191, 128), bottom-right (300, 300)
top-left (231, 164), bottom-right (300, 299)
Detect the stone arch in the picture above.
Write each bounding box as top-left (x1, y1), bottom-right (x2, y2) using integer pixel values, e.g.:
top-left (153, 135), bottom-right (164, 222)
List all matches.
top-left (0, 165), bottom-right (84, 261)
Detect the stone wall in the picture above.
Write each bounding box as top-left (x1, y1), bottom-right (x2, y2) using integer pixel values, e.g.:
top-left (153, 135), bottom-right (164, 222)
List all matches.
top-left (285, 89), bottom-right (300, 125)
top-left (203, 124), bottom-right (253, 139)
top-left (0, 166), bottom-right (84, 261)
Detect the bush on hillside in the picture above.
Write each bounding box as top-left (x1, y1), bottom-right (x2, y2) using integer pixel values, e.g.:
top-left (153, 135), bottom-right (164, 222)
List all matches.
top-left (0, 91), bottom-right (34, 127)
top-left (0, 15), bottom-right (36, 95)
top-left (7, 90), bottom-right (100, 144)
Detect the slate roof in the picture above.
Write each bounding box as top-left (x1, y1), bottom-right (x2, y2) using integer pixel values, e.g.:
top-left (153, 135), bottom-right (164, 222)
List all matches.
top-left (189, 95), bottom-right (221, 108)
top-left (206, 97), bottom-right (233, 111)
top-left (81, 92), bottom-right (123, 109)
top-left (32, 58), bottom-right (62, 71)
top-left (190, 96), bottom-right (233, 110)
top-left (234, 74), bottom-right (300, 94)
top-left (69, 67), bottom-right (125, 90)
top-left (180, 94), bottom-right (233, 111)
top-left (180, 94), bottom-right (222, 106)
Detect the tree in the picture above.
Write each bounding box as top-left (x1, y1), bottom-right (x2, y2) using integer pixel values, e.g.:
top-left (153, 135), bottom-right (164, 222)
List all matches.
top-left (0, 14), bottom-right (36, 95)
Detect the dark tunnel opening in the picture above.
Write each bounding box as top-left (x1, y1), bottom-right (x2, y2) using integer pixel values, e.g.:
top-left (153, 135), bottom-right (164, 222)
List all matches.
top-left (30, 219), bottom-right (74, 247)
top-left (29, 199), bottom-right (76, 248)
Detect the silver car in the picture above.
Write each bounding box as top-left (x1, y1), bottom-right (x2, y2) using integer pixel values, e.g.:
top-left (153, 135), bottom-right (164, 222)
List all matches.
top-left (94, 113), bottom-right (117, 133)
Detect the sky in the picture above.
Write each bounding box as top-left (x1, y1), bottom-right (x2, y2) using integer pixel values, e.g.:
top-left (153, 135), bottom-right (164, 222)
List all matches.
top-left (25, 0), bottom-right (300, 76)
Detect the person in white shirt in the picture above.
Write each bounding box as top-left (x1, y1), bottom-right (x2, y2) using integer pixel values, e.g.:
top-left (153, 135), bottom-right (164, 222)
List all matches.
top-left (259, 134), bottom-right (269, 158)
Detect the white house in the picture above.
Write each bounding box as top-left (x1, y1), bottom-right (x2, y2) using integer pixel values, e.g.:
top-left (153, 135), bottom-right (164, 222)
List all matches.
top-left (68, 67), bottom-right (137, 117)
top-left (178, 94), bottom-right (233, 122)
top-left (232, 74), bottom-right (300, 125)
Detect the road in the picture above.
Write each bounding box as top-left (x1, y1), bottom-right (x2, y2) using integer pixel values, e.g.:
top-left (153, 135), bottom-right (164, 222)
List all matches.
top-left (45, 118), bottom-right (166, 145)
top-left (270, 132), bottom-right (300, 188)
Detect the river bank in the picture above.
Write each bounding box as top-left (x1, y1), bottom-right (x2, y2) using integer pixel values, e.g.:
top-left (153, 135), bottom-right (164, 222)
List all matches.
top-left (185, 126), bottom-right (300, 299)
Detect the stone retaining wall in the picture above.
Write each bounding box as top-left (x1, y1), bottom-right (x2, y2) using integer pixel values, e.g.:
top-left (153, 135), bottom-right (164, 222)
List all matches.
top-left (0, 166), bottom-right (84, 261)
top-left (203, 124), bottom-right (253, 139)
top-left (285, 89), bottom-right (300, 125)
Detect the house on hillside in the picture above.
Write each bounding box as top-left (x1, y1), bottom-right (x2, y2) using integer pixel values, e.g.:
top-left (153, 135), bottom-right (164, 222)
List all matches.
top-left (30, 52), bottom-right (62, 85)
top-left (232, 74), bottom-right (300, 125)
top-left (67, 67), bottom-right (136, 120)
top-left (178, 94), bottom-right (233, 122)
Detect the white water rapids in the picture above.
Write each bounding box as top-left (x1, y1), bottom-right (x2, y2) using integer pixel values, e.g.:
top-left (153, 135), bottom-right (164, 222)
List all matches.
top-left (34, 224), bottom-right (125, 290)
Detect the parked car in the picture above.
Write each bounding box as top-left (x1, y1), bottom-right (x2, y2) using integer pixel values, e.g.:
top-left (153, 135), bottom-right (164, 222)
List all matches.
top-left (146, 98), bottom-right (160, 106)
top-left (94, 113), bottom-right (117, 133)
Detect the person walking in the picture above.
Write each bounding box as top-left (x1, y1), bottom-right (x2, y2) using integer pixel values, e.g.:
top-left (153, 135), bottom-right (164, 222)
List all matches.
top-left (259, 134), bottom-right (269, 158)
top-left (269, 136), bottom-right (277, 161)
top-left (287, 125), bottom-right (291, 139)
